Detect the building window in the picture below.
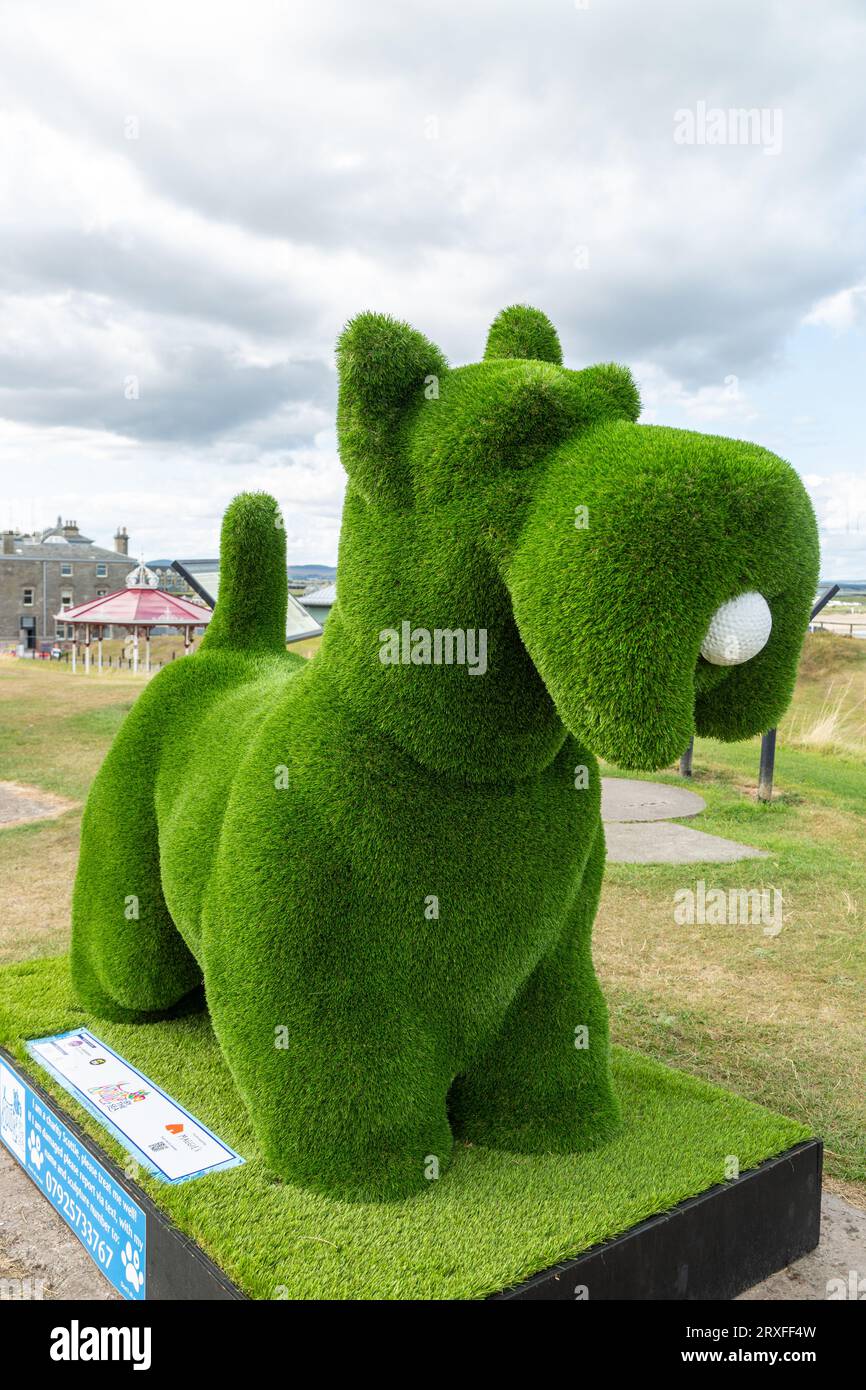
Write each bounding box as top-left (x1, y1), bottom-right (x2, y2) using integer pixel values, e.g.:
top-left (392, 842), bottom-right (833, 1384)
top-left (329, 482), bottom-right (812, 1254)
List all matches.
top-left (96, 563), bottom-right (107, 577)
top-left (97, 589), bottom-right (107, 597)
top-left (56, 624), bottom-right (66, 639)
top-left (61, 590), bottom-right (73, 610)
top-left (22, 587), bottom-right (34, 606)
top-left (61, 562), bottom-right (72, 576)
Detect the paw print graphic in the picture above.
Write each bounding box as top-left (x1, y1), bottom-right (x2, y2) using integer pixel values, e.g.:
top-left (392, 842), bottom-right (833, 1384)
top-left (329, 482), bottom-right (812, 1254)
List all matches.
top-left (27, 1130), bottom-right (44, 1172)
top-left (122, 1241), bottom-right (143, 1293)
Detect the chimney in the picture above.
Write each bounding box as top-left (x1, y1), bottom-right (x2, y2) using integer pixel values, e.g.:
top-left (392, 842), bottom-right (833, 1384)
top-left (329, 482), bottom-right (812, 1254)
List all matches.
top-left (2, 531), bottom-right (14, 555)
top-left (114, 526), bottom-right (129, 556)
top-left (62, 519), bottom-right (80, 538)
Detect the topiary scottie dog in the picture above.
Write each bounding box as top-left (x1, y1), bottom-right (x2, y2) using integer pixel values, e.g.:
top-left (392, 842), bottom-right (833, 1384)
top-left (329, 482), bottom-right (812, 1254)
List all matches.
top-left (71, 306), bottom-right (819, 1200)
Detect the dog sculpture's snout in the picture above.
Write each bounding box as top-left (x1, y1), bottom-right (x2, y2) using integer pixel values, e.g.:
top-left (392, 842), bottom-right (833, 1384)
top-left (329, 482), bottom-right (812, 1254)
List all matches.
top-left (700, 592), bottom-right (773, 666)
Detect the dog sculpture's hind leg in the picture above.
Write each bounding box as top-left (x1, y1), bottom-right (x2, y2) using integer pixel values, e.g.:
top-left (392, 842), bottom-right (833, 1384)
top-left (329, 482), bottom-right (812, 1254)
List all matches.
top-left (70, 715), bottom-right (202, 1020)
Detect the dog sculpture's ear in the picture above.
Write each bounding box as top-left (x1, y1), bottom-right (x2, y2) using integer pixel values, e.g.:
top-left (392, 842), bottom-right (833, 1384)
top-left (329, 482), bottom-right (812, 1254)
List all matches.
top-left (482, 305), bottom-right (640, 429)
top-left (484, 304), bottom-right (563, 365)
top-left (337, 312), bottom-right (448, 506)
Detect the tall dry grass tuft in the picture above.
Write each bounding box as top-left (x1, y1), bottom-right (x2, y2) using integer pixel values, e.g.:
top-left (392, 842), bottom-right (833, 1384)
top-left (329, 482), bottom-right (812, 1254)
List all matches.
top-left (790, 678), bottom-right (866, 756)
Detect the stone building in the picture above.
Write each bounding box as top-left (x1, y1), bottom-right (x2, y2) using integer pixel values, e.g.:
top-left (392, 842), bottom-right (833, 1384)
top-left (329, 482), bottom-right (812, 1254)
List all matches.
top-left (0, 517), bottom-right (132, 653)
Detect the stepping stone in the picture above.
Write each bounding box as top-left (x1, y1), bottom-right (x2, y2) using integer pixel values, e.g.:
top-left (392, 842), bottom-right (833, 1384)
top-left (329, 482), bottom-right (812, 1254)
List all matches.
top-left (601, 777), bottom-right (766, 863)
top-left (0, 782), bottom-right (77, 828)
top-left (605, 821), bottom-right (768, 864)
top-left (602, 777), bottom-right (706, 822)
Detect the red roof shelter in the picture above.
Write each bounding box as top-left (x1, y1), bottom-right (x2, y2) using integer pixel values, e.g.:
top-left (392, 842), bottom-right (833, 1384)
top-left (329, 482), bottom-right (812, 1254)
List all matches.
top-left (57, 563), bottom-right (212, 674)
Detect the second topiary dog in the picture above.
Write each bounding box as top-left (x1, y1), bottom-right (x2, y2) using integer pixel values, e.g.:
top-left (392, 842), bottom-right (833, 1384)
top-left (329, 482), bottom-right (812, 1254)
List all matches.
top-left (71, 306), bottom-right (819, 1200)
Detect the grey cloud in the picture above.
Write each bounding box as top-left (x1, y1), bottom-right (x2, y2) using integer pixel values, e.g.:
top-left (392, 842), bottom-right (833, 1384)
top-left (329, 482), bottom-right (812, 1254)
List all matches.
top-left (0, 335), bottom-right (335, 444)
top-left (0, 229), bottom-right (321, 342)
top-left (1, 0), bottom-right (865, 455)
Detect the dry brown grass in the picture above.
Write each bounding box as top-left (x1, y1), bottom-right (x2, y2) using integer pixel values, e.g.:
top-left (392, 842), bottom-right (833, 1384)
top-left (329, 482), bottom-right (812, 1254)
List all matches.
top-left (0, 813), bottom-right (81, 965)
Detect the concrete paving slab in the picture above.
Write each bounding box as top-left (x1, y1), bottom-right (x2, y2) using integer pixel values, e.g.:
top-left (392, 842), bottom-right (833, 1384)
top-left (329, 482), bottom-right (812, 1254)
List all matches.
top-left (0, 781), bottom-right (78, 828)
top-left (605, 820), bottom-right (768, 864)
top-left (738, 1195), bottom-right (866, 1301)
top-left (601, 777), bottom-right (706, 823)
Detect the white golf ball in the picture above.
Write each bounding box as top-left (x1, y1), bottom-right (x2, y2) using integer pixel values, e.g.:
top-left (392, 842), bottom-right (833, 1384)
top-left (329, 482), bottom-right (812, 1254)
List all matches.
top-left (700, 592), bottom-right (772, 666)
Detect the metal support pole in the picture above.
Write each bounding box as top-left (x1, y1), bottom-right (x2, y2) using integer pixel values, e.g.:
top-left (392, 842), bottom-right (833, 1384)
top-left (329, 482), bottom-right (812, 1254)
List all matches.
top-left (679, 737), bottom-right (694, 778)
top-left (757, 728), bottom-right (776, 802)
top-left (810, 584), bottom-right (840, 624)
top-left (756, 586), bottom-right (840, 802)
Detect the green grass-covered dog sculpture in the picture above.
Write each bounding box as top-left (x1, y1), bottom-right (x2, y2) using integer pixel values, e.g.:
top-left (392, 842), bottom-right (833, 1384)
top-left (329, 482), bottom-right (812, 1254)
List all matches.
top-left (71, 306), bottom-right (819, 1200)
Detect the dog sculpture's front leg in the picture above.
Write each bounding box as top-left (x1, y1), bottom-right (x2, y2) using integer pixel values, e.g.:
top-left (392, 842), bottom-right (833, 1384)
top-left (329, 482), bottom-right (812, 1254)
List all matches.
top-left (205, 977), bottom-right (456, 1200)
top-left (200, 842), bottom-right (456, 1201)
top-left (448, 825), bottom-right (620, 1153)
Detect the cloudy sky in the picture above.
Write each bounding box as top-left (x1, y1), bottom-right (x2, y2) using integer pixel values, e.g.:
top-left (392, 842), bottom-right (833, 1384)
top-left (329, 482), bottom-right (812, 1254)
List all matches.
top-left (1, 0), bottom-right (864, 575)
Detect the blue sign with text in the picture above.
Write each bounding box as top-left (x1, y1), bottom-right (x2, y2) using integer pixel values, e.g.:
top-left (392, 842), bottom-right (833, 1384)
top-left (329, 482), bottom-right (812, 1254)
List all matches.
top-left (0, 1056), bottom-right (146, 1300)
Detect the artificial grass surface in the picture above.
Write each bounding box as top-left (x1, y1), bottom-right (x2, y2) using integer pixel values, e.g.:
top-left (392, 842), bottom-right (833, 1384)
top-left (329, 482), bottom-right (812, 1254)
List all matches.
top-left (1, 956), bottom-right (811, 1300)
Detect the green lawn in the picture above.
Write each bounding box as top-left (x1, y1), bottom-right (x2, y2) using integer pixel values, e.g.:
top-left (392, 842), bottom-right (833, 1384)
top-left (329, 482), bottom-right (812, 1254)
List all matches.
top-left (0, 956), bottom-right (809, 1300)
top-left (597, 631), bottom-right (866, 1191)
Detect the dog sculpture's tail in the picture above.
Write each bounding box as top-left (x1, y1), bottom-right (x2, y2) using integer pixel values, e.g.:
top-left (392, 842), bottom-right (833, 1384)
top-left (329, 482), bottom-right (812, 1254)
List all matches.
top-left (198, 491), bottom-right (288, 655)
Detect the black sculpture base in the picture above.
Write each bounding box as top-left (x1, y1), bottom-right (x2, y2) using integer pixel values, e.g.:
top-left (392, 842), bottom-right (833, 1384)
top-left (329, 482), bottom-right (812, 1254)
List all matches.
top-left (492, 1139), bottom-right (822, 1300)
top-left (1, 1049), bottom-right (821, 1301)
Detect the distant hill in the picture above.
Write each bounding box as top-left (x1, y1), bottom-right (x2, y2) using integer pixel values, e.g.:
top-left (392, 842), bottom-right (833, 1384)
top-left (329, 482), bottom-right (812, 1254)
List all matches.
top-left (148, 558), bottom-right (336, 582)
top-left (287, 564), bottom-right (337, 582)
